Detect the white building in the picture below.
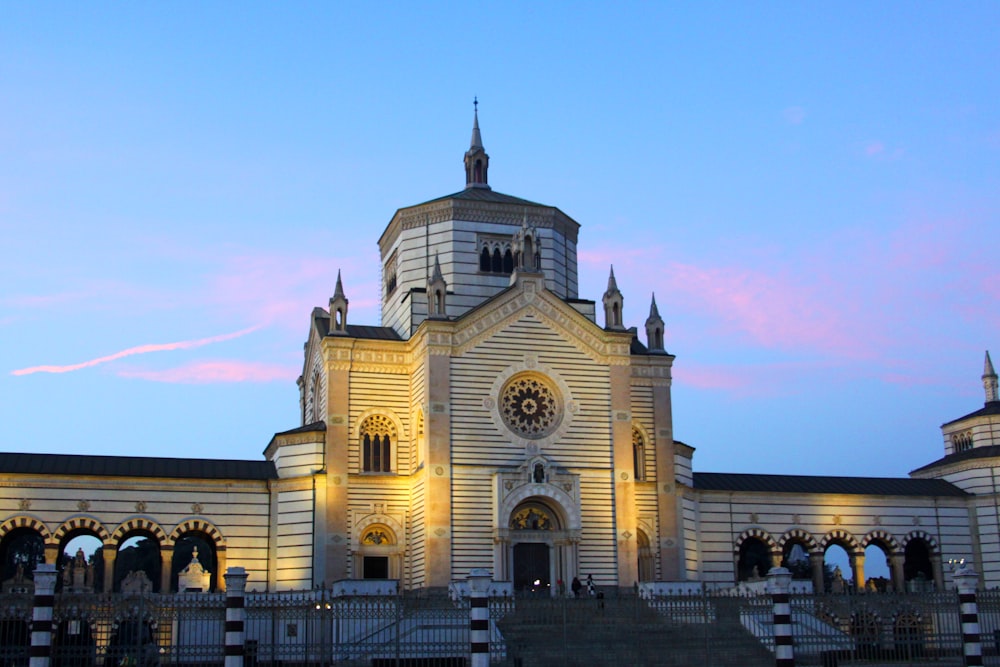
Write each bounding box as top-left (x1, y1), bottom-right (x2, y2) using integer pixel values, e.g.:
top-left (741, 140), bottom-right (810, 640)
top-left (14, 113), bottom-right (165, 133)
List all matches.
top-left (2, 110), bottom-right (998, 594)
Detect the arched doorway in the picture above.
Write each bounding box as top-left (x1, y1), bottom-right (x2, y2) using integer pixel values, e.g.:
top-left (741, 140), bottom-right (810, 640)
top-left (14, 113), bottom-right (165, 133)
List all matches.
top-left (114, 533), bottom-right (161, 593)
top-left (737, 537), bottom-right (772, 582)
top-left (171, 532), bottom-right (217, 592)
top-left (636, 530), bottom-right (654, 582)
top-left (904, 538), bottom-right (934, 592)
top-left (508, 501), bottom-right (562, 596)
top-left (0, 528), bottom-right (45, 584)
top-left (58, 533), bottom-right (103, 593)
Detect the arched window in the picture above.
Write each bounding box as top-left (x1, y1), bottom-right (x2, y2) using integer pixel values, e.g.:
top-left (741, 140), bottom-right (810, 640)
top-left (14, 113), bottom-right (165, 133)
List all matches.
top-left (503, 249), bottom-right (514, 273)
top-left (632, 427), bottom-right (646, 481)
top-left (361, 415), bottom-right (396, 473)
top-left (480, 247), bottom-right (491, 272)
top-left (952, 431), bottom-right (973, 453)
top-left (491, 248), bottom-right (502, 273)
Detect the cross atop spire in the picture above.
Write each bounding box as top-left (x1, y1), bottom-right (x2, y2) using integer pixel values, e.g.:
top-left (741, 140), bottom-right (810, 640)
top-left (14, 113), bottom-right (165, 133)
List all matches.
top-left (465, 99), bottom-right (490, 189)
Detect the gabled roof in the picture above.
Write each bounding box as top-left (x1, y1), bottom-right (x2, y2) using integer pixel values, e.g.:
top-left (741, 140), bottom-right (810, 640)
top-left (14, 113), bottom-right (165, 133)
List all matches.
top-left (0, 452), bottom-right (276, 481)
top-left (942, 401), bottom-right (1000, 427)
top-left (694, 472), bottom-right (967, 497)
top-left (910, 444), bottom-right (1000, 475)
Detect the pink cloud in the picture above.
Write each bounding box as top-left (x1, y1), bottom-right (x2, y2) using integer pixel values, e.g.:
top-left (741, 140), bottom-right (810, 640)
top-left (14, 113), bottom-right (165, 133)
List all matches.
top-left (865, 141), bottom-right (885, 156)
top-left (11, 325), bottom-right (262, 376)
top-left (783, 106), bottom-right (806, 125)
top-left (117, 360), bottom-right (297, 384)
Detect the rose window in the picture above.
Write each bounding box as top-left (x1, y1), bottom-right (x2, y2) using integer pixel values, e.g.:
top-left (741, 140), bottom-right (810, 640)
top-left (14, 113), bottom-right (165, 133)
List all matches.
top-left (500, 375), bottom-right (561, 438)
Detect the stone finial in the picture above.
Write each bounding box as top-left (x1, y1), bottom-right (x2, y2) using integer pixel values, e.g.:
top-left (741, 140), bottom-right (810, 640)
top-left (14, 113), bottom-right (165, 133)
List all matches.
top-left (329, 270), bottom-right (349, 334)
top-left (645, 293), bottom-right (665, 352)
top-left (984, 350), bottom-right (998, 403)
top-left (512, 216), bottom-right (541, 274)
top-left (602, 266), bottom-right (625, 330)
top-left (427, 255), bottom-right (448, 320)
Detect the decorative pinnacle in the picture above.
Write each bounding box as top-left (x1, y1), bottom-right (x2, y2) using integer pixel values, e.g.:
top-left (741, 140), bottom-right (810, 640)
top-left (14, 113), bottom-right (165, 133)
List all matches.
top-left (431, 255), bottom-right (444, 283)
top-left (606, 266), bottom-right (619, 293)
top-left (985, 351), bottom-right (996, 378)
top-left (470, 98), bottom-right (483, 150)
top-left (333, 270), bottom-right (345, 299)
top-left (649, 293), bottom-right (661, 319)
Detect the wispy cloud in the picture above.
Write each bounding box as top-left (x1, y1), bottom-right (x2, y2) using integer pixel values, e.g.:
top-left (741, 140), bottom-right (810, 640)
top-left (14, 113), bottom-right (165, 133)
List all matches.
top-left (11, 325), bottom-right (262, 376)
top-left (117, 360), bottom-right (297, 384)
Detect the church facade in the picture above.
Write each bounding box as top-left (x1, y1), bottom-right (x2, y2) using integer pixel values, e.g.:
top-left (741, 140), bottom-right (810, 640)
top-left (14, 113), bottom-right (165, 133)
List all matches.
top-left (2, 111), bottom-right (999, 596)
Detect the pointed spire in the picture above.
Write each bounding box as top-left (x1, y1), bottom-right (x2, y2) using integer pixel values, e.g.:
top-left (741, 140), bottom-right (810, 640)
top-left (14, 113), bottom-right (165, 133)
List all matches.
top-left (464, 98), bottom-right (490, 190)
top-left (470, 96), bottom-right (483, 150)
top-left (606, 266), bottom-right (619, 295)
top-left (984, 350), bottom-right (999, 403)
top-left (333, 270), bottom-right (345, 300)
top-left (645, 293), bottom-right (665, 352)
top-left (431, 255), bottom-right (444, 282)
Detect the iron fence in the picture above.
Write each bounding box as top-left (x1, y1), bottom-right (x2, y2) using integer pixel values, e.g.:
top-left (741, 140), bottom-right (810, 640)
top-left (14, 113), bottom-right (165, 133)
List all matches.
top-left (1, 586), bottom-right (998, 666)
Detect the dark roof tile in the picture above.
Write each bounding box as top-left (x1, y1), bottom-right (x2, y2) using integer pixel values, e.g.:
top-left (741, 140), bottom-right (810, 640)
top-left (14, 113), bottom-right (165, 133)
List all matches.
top-left (910, 444), bottom-right (1000, 474)
top-left (694, 472), bottom-right (967, 497)
top-left (0, 452), bottom-right (276, 481)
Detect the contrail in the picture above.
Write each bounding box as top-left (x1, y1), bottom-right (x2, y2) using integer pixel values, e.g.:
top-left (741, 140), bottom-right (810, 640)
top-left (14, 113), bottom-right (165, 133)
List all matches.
top-left (11, 325), bottom-right (262, 376)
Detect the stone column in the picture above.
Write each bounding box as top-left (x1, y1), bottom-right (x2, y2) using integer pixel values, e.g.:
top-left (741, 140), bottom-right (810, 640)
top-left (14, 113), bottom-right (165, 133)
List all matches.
top-left (954, 566), bottom-right (982, 667)
top-left (30, 564), bottom-right (57, 667)
top-left (224, 567), bottom-right (249, 667)
top-left (889, 552), bottom-right (905, 592)
top-left (468, 568), bottom-right (492, 667)
top-left (160, 547), bottom-right (173, 593)
top-left (767, 567), bottom-right (794, 667)
top-left (43, 544), bottom-right (59, 566)
top-left (102, 544), bottom-right (117, 593)
top-left (850, 553), bottom-right (865, 592)
top-left (424, 325), bottom-right (453, 590)
top-left (809, 552), bottom-right (825, 593)
top-left (931, 555), bottom-right (945, 591)
top-left (650, 363), bottom-right (681, 580)
top-left (324, 340), bottom-right (353, 584)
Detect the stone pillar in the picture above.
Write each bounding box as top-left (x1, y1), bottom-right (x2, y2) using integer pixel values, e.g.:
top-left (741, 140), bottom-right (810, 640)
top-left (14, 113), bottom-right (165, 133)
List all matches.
top-left (610, 363), bottom-right (638, 590)
top-left (809, 552), bottom-right (825, 593)
top-left (931, 555), bottom-right (945, 591)
top-left (224, 567), bottom-right (249, 667)
top-left (850, 553), bottom-right (865, 592)
top-left (468, 568), bottom-right (492, 667)
top-left (161, 547), bottom-right (173, 593)
top-left (424, 326), bottom-right (453, 590)
top-left (767, 567), bottom-right (794, 667)
top-left (102, 544), bottom-right (117, 593)
top-left (324, 340), bottom-right (353, 584)
top-left (889, 552), bottom-right (905, 592)
top-left (43, 544), bottom-right (59, 566)
top-left (30, 564), bottom-right (57, 667)
top-left (954, 566), bottom-right (983, 667)
top-left (650, 364), bottom-right (681, 579)
top-left (216, 548), bottom-right (227, 592)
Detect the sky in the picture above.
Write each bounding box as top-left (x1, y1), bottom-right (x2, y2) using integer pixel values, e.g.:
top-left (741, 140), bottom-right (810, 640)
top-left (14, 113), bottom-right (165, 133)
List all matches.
top-left (2, 3), bottom-right (998, 481)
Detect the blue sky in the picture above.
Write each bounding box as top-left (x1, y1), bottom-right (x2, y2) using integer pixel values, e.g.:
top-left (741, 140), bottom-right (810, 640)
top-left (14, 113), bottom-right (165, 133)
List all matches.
top-left (2, 3), bottom-right (998, 480)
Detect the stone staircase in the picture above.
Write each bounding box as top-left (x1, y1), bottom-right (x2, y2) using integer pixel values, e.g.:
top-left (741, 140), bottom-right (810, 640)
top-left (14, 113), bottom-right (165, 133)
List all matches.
top-left (495, 595), bottom-right (774, 667)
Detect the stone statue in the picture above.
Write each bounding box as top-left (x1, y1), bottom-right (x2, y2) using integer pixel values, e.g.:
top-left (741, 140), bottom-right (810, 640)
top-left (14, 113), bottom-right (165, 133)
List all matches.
top-left (831, 566), bottom-right (845, 594)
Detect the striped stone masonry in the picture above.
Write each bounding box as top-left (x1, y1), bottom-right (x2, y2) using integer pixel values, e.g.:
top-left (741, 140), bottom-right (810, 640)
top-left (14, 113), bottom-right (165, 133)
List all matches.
top-left (767, 567), bottom-right (794, 667)
top-left (468, 568), bottom-right (493, 667)
top-left (30, 564), bottom-right (57, 667)
top-left (224, 567), bottom-right (249, 667)
top-left (954, 567), bottom-right (982, 667)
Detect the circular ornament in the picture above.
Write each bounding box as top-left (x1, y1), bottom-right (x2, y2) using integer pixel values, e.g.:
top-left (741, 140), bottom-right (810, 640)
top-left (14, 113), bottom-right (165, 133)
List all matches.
top-left (499, 374), bottom-right (562, 439)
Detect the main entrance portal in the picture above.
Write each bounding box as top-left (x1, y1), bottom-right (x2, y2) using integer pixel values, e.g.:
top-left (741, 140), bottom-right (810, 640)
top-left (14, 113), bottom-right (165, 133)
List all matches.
top-left (513, 542), bottom-right (550, 593)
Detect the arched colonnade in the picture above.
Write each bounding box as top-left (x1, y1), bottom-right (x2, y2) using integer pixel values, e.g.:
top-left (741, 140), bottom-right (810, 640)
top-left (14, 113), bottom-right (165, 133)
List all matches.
top-left (734, 527), bottom-right (943, 592)
top-left (0, 514), bottom-right (227, 593)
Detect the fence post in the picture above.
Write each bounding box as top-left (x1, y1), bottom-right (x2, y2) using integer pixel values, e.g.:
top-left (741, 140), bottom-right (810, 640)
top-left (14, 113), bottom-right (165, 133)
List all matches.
top-left (224, 566), bottom-right (249, 667)
top-left (954, 565), bottom-right (982, 667)
top-left (768, 566), bottom-right (794, 667)
top-left (468, 568), bottom-right (492, 667)
top-left (30, 563), bottom-right (57, 667)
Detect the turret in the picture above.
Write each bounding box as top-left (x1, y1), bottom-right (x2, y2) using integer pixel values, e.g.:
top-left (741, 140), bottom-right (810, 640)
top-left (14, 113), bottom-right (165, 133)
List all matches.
top-left (984, 350), bottom-right (998, 403)
top-left (645, 293), bottom-right (665, 352)
top-left (602, 266), bottom-right (625, 330)
top-left (328, 270), bottom-right (349, 334)
top-left (464, 98), bottom-right (490, 189)
top-left (427, 255), bottom-right (448, 320)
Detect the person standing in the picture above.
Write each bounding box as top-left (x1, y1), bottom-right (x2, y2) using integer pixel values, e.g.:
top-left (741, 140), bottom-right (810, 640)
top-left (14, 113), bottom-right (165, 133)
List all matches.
top-left (586, 574), bottom-right (595, 597)
top-left (571, 576), bottom-right (582, 598)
